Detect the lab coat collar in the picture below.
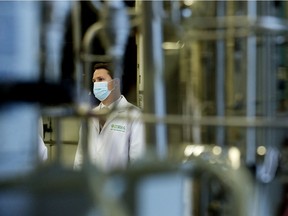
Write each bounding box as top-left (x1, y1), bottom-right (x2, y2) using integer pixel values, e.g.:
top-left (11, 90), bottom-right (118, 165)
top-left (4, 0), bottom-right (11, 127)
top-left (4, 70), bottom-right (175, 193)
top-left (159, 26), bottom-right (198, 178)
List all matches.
top-left (94, 95), bottom-right (129, 132)
top-left (96, 95), bottom-right (128, 113)
top-left (99, 95), bottom-right (122, 110)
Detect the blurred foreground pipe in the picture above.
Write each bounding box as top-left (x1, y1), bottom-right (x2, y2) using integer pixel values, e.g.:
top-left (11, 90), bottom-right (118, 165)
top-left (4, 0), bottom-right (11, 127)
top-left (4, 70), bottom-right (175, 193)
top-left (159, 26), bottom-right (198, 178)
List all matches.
top-left (141, 0), bottom-right (168, 159)
top-left (0, 1), bottom-right (41, 180)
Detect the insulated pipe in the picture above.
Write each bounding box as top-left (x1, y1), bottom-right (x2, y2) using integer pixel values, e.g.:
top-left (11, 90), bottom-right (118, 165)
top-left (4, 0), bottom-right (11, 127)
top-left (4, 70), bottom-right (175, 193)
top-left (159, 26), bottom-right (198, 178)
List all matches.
top-left (141, 1), bottom-right (168, 159)
top-left (71, 1), bottom-right (83, 106)
top-left (0, 2), bottom-right (42, 216)
top-left (0, 1), bottom-right (41, 180)
top-left (43, 1), bottom-right (72, 83)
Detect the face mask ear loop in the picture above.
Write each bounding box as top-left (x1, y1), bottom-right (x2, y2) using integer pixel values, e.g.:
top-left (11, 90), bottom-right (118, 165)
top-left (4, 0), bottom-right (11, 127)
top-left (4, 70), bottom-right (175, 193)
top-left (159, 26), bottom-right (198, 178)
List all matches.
top-left (109, 79), bottom-right (115, 92)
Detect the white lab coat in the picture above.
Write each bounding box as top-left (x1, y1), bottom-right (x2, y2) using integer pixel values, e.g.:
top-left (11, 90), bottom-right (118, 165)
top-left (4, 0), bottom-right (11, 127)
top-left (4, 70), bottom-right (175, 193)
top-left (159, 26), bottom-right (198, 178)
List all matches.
top-left (39, 135), bottom-right (48, 161)
top-left (39, 118), bottom-right (48, 161)
top-left (74, 96), bottom-right (145, 172)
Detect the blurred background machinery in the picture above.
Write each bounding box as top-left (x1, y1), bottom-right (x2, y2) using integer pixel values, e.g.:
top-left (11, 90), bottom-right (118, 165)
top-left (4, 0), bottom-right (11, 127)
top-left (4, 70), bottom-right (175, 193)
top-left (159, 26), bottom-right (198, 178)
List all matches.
top-left (1, 0), bottom-right (288, 216)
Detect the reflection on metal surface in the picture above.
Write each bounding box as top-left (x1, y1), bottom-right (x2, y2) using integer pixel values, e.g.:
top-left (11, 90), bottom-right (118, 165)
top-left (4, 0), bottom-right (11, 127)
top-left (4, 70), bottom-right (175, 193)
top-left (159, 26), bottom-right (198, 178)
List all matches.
top-left (257, 146), bottom-right (267, 156)
top-left (256, 147), bottom-right (280, 183)
top-left (162, 41), bottom-right (185, 50)
top-left (180, 144), bottom-right (242, 170)
top-left (228, 147), bottom-right (241, 170)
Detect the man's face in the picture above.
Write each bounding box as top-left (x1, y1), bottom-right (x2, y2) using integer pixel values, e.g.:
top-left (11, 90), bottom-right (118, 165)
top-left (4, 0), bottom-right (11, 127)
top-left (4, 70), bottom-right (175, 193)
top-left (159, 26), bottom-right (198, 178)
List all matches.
top-left (92, 68), bottom-right (114, 90)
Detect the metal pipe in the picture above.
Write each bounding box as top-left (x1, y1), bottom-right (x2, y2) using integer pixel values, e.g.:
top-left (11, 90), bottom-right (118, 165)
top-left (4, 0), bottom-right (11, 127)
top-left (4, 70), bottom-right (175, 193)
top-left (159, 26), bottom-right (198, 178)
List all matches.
top-left (43, 1), bottom-right (72, 82)
top-left (0, 1), bottom-right (41, 180)
top-left (216, 1), bottom-right (226, 147)
top-left (72, 1), bottom-right (83, 105)
top-left (136, 0), bottom-right (144, 109)
top-left (82, 21), bottom-right (103, 104)
top-left (41, 106), bottom-right (288, 129)
top-left (246, 0), bottom-right (257, 166)
top-left (54, 118), bottom-right (62, 164)
top-left (0, 2), bottom-right (43, 215)
top-left (141, 0), bottom-right (168, 159)
top-left (139, 114), bottom-right (288, 128)
top-left (226, 1), bottom-right (235, 113)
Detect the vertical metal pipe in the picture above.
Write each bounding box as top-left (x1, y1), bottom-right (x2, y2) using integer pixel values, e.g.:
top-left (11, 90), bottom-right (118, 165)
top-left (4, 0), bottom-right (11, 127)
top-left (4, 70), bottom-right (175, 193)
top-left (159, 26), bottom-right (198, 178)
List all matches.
top-left (216, 1), bottom-right (226, 147)
top-left (0, 1), bottom-right (41, 180)
top-left (54, 118), bottom-right (62, 164)
top-left (43, 1), bottom-right (72, 82)
top-left (99, 0), bottom-right (130, 91)
top-left (136, 0), bottom-right (144, 109)
top-left (246, 0), bottom-right (257, 165)
top-left (0, 2), bottom-right (41, 215)
top-left (72, 1), bottom-right (83, 105)
top-left (258, 2), bottom-right (277, 152)
top-left (141, 1), bottom-right (168, 159)
top-left (189, 41), bottom-right (202, 144)
top-left (226, 1), bottom-right (235, 112)
top-left (72, 1), bottom-right (92, 169)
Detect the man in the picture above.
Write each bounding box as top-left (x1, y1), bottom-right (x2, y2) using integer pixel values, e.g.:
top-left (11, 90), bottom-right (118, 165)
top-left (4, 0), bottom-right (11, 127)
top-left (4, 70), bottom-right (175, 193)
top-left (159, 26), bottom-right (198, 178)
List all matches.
top-left (74, 62), bottom-right (145, 171)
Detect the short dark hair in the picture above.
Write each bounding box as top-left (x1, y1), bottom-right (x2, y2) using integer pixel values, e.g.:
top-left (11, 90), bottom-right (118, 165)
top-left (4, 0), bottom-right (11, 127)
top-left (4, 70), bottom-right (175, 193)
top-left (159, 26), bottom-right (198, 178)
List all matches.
top-left (93, 62), bottom-right (115, 78)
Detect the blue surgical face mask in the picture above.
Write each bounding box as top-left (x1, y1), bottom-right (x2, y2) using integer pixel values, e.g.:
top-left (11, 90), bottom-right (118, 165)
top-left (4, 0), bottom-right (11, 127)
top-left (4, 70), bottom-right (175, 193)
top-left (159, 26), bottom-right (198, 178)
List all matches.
top-left (93, 80), bottom-right (113, 101)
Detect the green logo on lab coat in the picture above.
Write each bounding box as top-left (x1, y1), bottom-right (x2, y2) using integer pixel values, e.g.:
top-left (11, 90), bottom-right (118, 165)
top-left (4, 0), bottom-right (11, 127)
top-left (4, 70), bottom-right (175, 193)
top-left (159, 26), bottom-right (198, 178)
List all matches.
top-left (111, 124), bottom-right (126, 132)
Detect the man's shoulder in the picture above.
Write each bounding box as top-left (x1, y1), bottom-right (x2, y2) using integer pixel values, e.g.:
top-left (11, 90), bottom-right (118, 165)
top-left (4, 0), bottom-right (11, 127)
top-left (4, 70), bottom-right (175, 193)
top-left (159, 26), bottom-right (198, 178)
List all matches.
top-left (127, 101), bottom-right (141, 110)
top-left (117, 98), bottom-right (142, 118)
top-left (124, 101), bottom-right (142, 113)
top-left (119, 96), bottom-right (141, 110)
